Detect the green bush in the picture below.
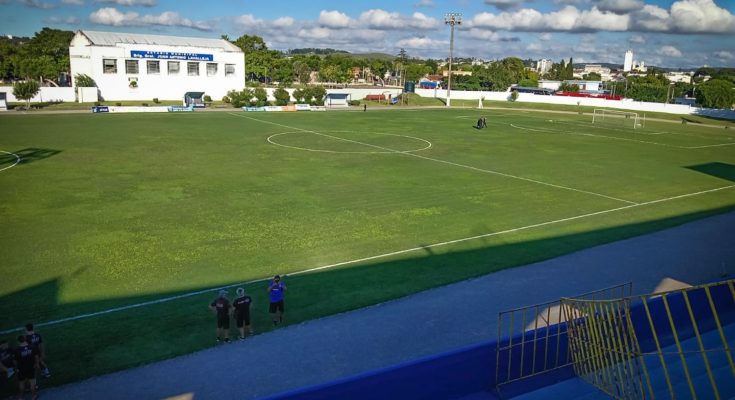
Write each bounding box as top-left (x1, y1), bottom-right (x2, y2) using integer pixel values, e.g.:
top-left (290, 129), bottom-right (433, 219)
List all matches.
top-left (203, 95), bottom-right (212, 102)
top-left (222, 95), bottom-right (231, 103)
top-left (115, 102), bottom-right (122, 106)
top-left (253, 87), bottom-right (268, 107)
top-left (153, 98), bottom-right (160, 104)
top-left (273, 87), bottom-right (290, 106)
top-left (94, 101), bottom-right (101, 106)
top-left (348, 100), bottom-right (361, 106)
top-left (142, 103), bottom-right (149, 107)
top-left (509, 91), bottom-right (519, 102)
top-left (226, 89), bottom-right (254, 108)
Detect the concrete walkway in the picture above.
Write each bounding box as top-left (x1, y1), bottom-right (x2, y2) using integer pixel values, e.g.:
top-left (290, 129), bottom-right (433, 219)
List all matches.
top-left (42, 211), bottom-right (735, 400)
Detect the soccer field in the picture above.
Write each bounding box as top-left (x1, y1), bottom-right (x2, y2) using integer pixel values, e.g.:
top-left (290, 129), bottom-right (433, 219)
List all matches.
top-left (1, 107), bottom-right (734, 386)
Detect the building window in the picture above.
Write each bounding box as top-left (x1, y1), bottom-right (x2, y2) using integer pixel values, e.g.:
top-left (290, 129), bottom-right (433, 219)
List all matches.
top-left (147, 60), bottom-right (160, 75)
top-left (168, 61), bottom-right (179, 75)
top-left (225, 64), bottom-right (235, 77)
top-left (103, 59), bottom-right (117, 74)
top-left (206, 63), bottom-right (217, 77)
top-left (187, 62), bottom-right (199, 76)
top-left (125, 60), bottom-right (139, 74)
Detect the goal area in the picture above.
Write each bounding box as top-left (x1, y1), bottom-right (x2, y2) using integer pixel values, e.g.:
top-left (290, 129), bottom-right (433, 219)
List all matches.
top-left (592, 109), bottom-right (645, 129)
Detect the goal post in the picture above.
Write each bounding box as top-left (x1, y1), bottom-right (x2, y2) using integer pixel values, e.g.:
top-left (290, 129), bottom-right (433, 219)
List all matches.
top-left (592, 109), bottom-right (643, 129)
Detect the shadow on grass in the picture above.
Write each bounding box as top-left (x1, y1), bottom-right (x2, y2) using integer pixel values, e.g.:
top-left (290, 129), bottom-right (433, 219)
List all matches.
top-left (0, 204), bottom-right (734, 395)
top-left (686, 162), bottom-right (735, 183)
top-left (0, 148), bottom-right (62, 167)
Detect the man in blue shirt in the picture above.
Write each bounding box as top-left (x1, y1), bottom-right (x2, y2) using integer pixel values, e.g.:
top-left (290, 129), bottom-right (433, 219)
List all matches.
top-left (267, 275), bottom-right (287, 326)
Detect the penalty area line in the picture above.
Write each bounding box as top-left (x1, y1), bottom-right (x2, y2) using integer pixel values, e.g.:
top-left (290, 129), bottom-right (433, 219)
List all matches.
top-left (1, 184), bottom-right (733, 335)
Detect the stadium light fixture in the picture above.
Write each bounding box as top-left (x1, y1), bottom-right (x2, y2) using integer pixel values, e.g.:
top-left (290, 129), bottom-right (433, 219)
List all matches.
top-left (444, 12), bottom-right (462, 107)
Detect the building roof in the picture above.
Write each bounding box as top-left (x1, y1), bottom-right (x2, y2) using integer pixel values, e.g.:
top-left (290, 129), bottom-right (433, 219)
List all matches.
top-left (77, 30), bottom-right (242, 52)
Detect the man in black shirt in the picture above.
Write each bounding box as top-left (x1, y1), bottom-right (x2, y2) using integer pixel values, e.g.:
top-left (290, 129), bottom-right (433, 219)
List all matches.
top-left (14, 335), bottom-right (38, 400)
top-left (0, 340), bottom-right (14, 397)
top-left (233, 287), bottom-right (253, 340)
top-left (25, 324), bottom-right (49, 378)
top-left (209, 289), bottom-right (232, 343)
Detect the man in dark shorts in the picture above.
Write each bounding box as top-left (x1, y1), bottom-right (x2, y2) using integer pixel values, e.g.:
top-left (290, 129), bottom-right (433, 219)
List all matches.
top-left (25, 324), bottom-right (49, 378)
top-left (233, 287), bottom-right (253, 340)
top-left (1, 340), bottom-right (15, 397)
top-left (13, 335), bottom-right (38, 400)
top-left (267, 275), bottom-right (287, 326)
top-left (209, 289), bottom-right (232, 343)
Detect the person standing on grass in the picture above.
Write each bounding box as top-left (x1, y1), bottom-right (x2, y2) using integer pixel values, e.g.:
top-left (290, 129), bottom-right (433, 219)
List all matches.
top-left (1, 340), bottom-right (15, 398)
top-left (24, 324), bottom-right (49, 378)
top-left (209, 289), bottom-right (232, 343)
top-left (13, 335), bottom-right (38, 400)
top-left (267, 275), bottom-right (287, 326)
top-left (233, 288), bottom-right (253, 340)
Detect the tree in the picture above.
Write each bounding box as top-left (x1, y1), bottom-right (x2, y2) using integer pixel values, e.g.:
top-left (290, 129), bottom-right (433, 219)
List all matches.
top-left (696, 79), bottom-right (735, 109)
top-left (582, 72), bottom-right (601, 81)
top-left (558, 82), bottom-right (579, 92)
top-left (518, 78), bottom-right (538, 87)
top-left (74, 73), bottom-right (96, 87)
top-left (292, 60), bottom-right (311, 84)
top-left (20, 28), bottom-right (74, 83)
top-left (13, 80), bottom-right (40, 109)
top-left (309, 86), bottom-right (326, 105)
top-left (273, 87), bottom-right (290, 105)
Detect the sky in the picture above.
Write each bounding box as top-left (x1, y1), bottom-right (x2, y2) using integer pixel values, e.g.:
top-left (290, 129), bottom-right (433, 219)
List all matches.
top-left (1, 0), bottom-right (734, 68)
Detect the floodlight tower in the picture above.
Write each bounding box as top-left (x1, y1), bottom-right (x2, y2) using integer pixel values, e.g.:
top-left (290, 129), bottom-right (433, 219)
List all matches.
top-left (444, 12), bottom-right (462, 107)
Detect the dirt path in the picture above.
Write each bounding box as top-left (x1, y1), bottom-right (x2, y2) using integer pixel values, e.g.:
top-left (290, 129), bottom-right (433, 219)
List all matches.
top-left (39, 210), bottom-right (735, 400)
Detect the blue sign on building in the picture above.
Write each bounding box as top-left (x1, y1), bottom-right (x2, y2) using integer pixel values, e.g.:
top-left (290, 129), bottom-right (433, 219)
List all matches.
top-left (130, 50), bottom-right (213, 62)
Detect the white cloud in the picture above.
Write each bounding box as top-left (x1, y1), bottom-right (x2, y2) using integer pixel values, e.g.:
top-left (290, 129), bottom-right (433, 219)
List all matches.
top-left (484, 0), bottom-right (526, 10)
top-left (628, 34), bottom-right (645, 43)
top-left (395, 36), bottom-right (444, 49)
top-left (470, 0), bottom-right (735, 34)
top-left (272, 17), bottom-right (294, 28)
top-left (45, 15), bottom-right (80, 24)
top-left (318, 10), bottom-right (352, 28)
top-left (526, 42), bottom-right (543, 51)
top-left (594, 0), bottom-right (643, 14)
top-left (465, 28), bottom-right (521, 42)
top-left (89, 7), bottom-right (212, 31)
top-left (669, 0), bottom-right (735, 33)
top-left (20, 0), bottom-right (55, 9)
top-left (358, 9), bottom-right (438, 30)
top-left (471, 6), bottom-right (628, 32)
top-left (62, 0), bottom-right (84, 5)
top-left (657, 45), bottom-right (682, 57)
top-left (539, 32), bottom-right (552, 40)
top-left (714, 50), bottom-right (734, 60)
top-left (414, 0), bottom-right (433, 8)
top-left (93, 0), bottom-right (156, 6)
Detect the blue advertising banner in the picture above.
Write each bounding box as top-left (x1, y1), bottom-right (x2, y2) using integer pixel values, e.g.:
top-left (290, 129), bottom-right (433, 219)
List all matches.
top-left (91, 106), bottom-right (109, 113)
top-left (130, 50), bottom-right (213, 61)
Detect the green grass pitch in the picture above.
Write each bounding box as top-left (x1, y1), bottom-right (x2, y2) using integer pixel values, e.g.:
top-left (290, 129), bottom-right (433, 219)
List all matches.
top-left (1, 107), bottom-right (734, 388)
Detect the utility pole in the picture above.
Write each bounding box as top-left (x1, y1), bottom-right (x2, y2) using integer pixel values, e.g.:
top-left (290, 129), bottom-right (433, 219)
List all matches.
top-left (444, 12), bottom-right (462, 107)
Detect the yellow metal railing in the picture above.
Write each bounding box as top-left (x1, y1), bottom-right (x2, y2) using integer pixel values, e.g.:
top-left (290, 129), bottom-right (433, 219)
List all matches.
top-left (494, 283), bottom-right (632, 390)
top-left (561, 279), bottom-right (735, 400)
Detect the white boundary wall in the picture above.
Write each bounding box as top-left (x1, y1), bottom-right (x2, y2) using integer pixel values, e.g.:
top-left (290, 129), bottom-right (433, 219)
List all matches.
top-left (0, 87), bottom-right (76, 103)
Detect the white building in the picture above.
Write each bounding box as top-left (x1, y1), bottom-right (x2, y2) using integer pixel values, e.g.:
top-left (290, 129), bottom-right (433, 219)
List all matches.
top-left (69, 30), bottom-right (244, 101)
top-left (536, 59), bottom-right (552, 75)
top-left (624, 50), bottom-right (633, 72)
top-left (665, 72), bottom-right (693, 84)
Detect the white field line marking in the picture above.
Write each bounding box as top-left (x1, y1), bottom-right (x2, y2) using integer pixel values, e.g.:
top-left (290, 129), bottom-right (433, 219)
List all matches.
top-left (0, 150), bottom-right (21, 172)
top-left (266, 131), bottom-right (432, 154)
top-left (2, 183), bottom-right (732, 335)
top-left (231, 113), bottom-right (637, 205)
top-left (510, 123), bottom-right (693, 149)
top-left (686, 142), bottom-right (735, 149)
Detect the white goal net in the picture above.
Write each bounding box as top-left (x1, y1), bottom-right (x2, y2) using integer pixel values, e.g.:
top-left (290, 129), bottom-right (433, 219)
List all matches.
top-left (592, 109), bottom-right (644, 129)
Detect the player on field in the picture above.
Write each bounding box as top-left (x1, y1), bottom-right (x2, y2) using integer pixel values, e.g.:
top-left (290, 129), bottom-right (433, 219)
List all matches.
top-left (233, 288), bottom-right (253, 340)
top-left (24, 324), bottom-right (49, 378)
top-left (267, 275), bottom-right (287, 326)
top-left (0, 340), bottom-right (14, 378)
top-left (210, 289), bottom-right (232, 343)
top-left (13, 335), bottom-right (39, 400)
